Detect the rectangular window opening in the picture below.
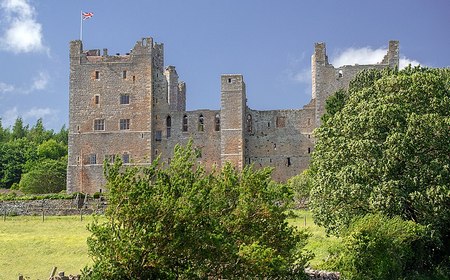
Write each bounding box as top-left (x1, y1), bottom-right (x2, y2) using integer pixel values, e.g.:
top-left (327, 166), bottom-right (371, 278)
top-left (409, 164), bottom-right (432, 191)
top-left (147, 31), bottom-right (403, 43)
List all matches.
top-left (120, 94), bottom-right (130, 105)
top-left (287, 157), bottom-right (291, 167)
top-left (94, 119), bottom-right (105, 131)
top-left (88, 154), bottom-right (97, 165)
top-left (95, 71), bottom-right (99, 80)
top-left (155, 130), bottom-right (162, 141)
top-left (122, 153), bottom-right (130, 164)
top-left (122, 70), bottom-right (127, 79)
top-left (120, 119), bottom-right (130, 130)
top-left (94, 95), bottom-right (100, 105)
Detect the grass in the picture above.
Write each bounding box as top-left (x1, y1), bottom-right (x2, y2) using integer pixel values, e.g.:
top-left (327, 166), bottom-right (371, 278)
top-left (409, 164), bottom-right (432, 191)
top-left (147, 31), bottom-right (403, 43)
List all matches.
top-left (287, 210), bottom-right (341, 268)
top-left (0, 211), bottom-right (338, 279)
top-left (0, 215), bottom-right (94, 280)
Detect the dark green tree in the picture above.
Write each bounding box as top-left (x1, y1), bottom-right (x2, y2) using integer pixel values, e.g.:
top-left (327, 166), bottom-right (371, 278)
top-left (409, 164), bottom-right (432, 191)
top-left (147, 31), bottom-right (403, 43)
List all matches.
top-left (310, 67), bottom-right (450, 272)
top-left (19, 158), bottom-right (67, 194)
top-left (0, 118), bottom-right (10, 143)
top-left (0, 138), bottom-right (37, 188)
top-left (83, 142), bottom-right (310, 279)
top-left (11, 117), bottom-right (28, 140)
top-left (28, 118), bottom-right (52, 144)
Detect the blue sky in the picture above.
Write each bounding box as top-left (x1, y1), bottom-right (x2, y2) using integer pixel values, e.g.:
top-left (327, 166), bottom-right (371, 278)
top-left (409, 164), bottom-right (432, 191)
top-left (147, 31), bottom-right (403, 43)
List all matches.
top-left (0, 0), bottom-right (448, 130)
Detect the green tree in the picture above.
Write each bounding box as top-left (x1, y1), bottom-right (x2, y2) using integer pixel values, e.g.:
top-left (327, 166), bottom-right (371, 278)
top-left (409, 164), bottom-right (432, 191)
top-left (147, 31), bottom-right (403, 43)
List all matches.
top-left (19, 158), bottom-right (67, 194)
top-left (288, 169), bottom-right (314, 208)
top-left (0, 118), bottom-right (10, 142)
top-left (28, 118), bottom-right (52, 144)
top-left (83, 142), bottom-right (310, 279)
top-left (0, 138), bottom-right (37, 188)
top-left (310, 67), bottom-right (450, 271)
top-left (37, 139), bottom-right (67, 160)
top-left (11, 117), bottom-right (28, 140)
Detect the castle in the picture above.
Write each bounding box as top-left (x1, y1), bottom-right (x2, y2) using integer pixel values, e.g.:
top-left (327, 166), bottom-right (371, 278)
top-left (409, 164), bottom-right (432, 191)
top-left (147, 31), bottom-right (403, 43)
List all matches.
top-left (67, 37), bottom-right (399, 194)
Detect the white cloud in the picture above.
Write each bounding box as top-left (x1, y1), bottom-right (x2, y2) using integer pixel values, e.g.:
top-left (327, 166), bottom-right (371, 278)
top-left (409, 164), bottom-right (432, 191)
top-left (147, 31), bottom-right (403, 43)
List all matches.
top-left (289, 68), bottom-right (311, 84)
top-left (23, 107), bottom-right (57, 120)
top-left (30, 71), bottom-right (49, 91)
top-left (399, 57), bottom-right (420, 69)
top-left (0, 0), bottom-right (47, 54)
top-left (2, 106), bottom-right (19, 127)
top-left (1, 106), bottom-right (59, 128)
top-left (0, 81), bottom-right (14, 93)
top-left (331, 46), bottom-right (421, 70)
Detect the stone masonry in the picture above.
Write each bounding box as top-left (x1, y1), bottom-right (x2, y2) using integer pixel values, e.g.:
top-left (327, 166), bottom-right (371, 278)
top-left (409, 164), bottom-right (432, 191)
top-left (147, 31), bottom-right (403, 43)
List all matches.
top-left (67, 37), bottom-right (399, 193)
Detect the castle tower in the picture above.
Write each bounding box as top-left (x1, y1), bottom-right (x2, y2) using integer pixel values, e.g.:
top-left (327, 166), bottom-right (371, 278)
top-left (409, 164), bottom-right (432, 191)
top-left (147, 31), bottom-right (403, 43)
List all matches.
top-left (220, 74), bottom-right (246, 170)
top-left (67, 38), bottom-right (158, 193)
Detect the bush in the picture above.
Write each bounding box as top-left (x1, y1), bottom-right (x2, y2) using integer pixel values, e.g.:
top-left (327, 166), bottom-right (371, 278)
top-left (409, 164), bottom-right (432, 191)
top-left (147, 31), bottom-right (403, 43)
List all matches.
top-left (323, 214), bottom-right (436, 280)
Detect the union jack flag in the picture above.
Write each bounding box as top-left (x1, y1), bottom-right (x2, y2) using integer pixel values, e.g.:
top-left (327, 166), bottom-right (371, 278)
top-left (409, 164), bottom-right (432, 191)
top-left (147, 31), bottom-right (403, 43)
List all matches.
top-left (82, 12), bottom-right (94, 20)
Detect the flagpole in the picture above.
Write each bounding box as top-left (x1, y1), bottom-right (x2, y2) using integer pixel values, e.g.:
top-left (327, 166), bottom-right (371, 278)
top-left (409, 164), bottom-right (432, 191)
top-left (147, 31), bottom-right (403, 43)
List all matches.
top-left (80, 10), bottom-right (83, 41)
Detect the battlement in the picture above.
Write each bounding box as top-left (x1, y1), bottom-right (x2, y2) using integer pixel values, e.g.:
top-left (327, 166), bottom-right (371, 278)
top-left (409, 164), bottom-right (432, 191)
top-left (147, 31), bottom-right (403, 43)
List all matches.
top-left (69, 37), bottom-right (163, 64)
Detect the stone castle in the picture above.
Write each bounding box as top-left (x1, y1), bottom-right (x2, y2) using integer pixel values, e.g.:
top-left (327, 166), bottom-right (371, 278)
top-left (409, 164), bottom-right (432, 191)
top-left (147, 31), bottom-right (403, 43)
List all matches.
top-left (67, 37), bottom-right (399, 194)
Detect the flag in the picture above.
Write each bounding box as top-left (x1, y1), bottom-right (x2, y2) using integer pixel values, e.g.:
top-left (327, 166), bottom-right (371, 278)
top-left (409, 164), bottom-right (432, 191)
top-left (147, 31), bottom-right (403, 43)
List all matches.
top-left (82, 12), bottom-right (94, 20)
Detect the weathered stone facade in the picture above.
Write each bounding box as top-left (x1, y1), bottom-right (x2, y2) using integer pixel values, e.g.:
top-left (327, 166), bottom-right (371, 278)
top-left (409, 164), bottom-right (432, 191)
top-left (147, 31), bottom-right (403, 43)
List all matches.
top-left (67, 37), bottom-right (399, 193)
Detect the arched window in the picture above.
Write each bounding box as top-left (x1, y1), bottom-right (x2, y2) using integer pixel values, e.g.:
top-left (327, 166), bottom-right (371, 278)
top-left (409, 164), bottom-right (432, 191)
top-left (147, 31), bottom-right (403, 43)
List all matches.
top-left (247, 114), bottom-right (253, 133)
top-left (182, 115), bottom-right (188, 132)
top-left (198, 114), bottom-right (204, 132)
top-left (166, 115), bottom-right (171, 138)
top-left (215, 113), bottom-right (220, 131)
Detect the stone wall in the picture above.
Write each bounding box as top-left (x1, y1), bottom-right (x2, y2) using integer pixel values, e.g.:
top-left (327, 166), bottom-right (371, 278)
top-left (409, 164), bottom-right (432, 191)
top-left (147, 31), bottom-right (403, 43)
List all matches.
top-left (0, 198), bottom-right (106, 216)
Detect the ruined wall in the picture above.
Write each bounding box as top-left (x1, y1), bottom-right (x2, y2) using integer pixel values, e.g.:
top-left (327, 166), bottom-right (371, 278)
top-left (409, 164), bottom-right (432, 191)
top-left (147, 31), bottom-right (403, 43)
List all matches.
top-left (312, 41), bottom-right (399, 126)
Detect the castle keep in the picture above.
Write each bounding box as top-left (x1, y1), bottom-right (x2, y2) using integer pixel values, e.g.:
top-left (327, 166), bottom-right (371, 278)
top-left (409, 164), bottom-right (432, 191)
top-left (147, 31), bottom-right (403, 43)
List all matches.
top-left (67, 37), bottom-right (399, 194)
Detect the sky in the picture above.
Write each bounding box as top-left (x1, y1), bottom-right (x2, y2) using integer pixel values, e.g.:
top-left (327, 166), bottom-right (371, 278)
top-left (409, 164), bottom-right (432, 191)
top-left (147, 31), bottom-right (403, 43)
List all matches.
top-left (0, 0), bottom-right (448, 130)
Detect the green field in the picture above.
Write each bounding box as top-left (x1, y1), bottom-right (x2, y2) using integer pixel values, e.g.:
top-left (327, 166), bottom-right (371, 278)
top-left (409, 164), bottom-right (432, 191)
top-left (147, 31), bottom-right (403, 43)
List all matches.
top-left (0, 216), bottom-right (93, 280)
top-left (287, 210), bottom-right (341, 268)
top-left (0, 211), bottom-right (337, 279)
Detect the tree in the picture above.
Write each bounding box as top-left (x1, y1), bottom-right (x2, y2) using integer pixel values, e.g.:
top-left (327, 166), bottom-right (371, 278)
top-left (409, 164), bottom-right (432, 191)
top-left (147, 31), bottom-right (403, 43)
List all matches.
top-left (28, 118), bottom-right (52, 144)
top-left (37, 139), bottom-right (67, 160)
top-left (83, 142), bottom-right (310, 279)
top-left (0, 138), bottom-right (37, 188)
top-left (11, 117), bottom-right (28, 140)
top-left (310, 67), bottom-right (450, 271)
top-left (0, 118), bottom-right (10, 143)
top-left (288, 169), bottom-right (314, 208)
top-left (19, 158), bottom-right (67, 194)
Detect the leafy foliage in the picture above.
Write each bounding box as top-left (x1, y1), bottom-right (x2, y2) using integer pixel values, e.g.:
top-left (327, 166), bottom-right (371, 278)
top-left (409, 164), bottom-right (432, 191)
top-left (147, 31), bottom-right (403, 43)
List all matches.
top-left (323, 214), bottom-right (433, 280)
top-left (0, 117), bottom-right (68, 193)
top-left (310, 66), bottom-right (450, 273)
top-left (288, 169), bottom-right (314, 208)
top-left (83, 142), bottom-right (310, 279)
top-left (19, 158), bottom-right (67, 194)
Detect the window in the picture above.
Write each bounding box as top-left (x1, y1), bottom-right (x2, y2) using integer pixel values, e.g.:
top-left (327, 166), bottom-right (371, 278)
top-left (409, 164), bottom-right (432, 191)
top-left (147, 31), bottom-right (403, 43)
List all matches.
top-left (122, 70), bottom-right (127, 79)
top-left (182, 115), bottom-right (188, 132)
top-left (228, 78), bottom-right (232, 83)
top-left (122, 153), bottom-right (129, 164)
top-left (155, 130), bottom-right (162, 141)
top-left (94, 95), bottom-right (100, 105)
top-left (307, 118), bottom-right (311, 126)
top-left (308, 147), bottom-right (311, 154)
top-left (120, 119), bottom-right (130, 130)
top-left (198, 114), bottom-right (204, 131)
top-left (120, 94), bottom-right (130, 105)
top-left (105, 155), bottom-right (116, 163)
top-left (94, 119), bottom-right (105, 131)
top-left (215, 113), bottom-right (220, 131)
top-left (166, 116), bottom-right (171, 138)
top-left (247, 114), bottom-right (252, 133)
top-left (276, 116), bottom-right (286, 128)
top-left (88, 154), bottom-right (97, 164)
top-left (338, 70), bottom-right (343, 78)
top-left (287, 157), bottom-right (291, 167)
top-left (95, 71), bottom-right (99, 80)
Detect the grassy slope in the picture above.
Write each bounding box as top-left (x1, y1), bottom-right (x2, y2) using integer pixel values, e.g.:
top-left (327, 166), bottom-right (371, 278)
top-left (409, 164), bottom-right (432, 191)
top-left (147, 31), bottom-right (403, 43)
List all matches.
top-left (287, 210), bottom-right (341, 268)
top-left (0, 216), bottom-right (93, 280)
